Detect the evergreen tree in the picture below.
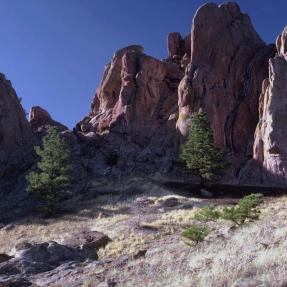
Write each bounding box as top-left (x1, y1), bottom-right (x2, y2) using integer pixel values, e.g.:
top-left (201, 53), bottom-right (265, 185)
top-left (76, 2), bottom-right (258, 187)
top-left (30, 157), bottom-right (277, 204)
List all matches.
top-left (180, 112), bottom-right (227, 185)
top-left (26, 127), bottom-right (72, 215)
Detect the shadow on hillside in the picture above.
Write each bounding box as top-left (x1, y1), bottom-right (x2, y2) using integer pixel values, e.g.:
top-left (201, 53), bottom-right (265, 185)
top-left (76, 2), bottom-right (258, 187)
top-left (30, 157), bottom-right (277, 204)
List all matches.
top-left (1, 163), bottom-right (287, 226)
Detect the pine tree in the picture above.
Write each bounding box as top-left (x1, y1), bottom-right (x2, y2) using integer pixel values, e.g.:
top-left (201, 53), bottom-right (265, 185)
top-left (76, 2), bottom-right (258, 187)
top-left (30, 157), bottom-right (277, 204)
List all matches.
top-left (26, 127), bottom-right (72, 215)
top-left (180, 112), bottom-right (227, 185)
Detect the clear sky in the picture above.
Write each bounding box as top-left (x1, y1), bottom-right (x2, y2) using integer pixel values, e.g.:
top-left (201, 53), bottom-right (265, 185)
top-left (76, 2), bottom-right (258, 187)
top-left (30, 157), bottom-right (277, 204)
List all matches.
top-left (0, 0), bottom-right (286, 128)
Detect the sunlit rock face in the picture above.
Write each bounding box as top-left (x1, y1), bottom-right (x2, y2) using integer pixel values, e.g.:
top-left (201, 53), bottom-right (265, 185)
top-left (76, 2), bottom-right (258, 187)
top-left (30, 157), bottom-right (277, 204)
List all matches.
top-left (176, 2), bottom-right (275, 171)
top-left (249, 27), bottom-right (287, 186)
top-left (0, 73), bottom-right (32, 177)
top-left (76, 45), bottom-right (184, 174)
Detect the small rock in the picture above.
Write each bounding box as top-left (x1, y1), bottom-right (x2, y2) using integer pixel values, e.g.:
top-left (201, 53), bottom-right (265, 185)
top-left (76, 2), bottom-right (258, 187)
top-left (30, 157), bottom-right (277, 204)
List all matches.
top-left (132, 249), bottom-right (147, 259)
top-left (160, 197), bottom-right (179, 207)
top-left (3, 224), bottom-right (15, 231)
top-left (134, 196), bottom-right (154, 206)
top-left (200, 189), bottom-right (214, 198)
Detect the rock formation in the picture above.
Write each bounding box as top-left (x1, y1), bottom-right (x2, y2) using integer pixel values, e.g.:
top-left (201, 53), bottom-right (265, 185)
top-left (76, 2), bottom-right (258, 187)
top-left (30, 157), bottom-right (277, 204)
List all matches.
top-left (0, 74), bottom-right (32, 178)
top-left (176, 2), bottom-right (276, 172)
top-left (76, 45), bottom-right (184, 174)
top-left (76, 2), bottom-right (276, 178)
top-left (242, 27), bottom-right (287, 187)
top-left (29, 106), bottom-right (68, 133)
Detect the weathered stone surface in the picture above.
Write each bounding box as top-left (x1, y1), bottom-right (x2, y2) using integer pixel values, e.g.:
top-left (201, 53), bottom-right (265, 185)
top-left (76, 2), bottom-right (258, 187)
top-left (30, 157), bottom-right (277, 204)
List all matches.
top-left (242, 27), bottom-right (287, 187)
top-left (76, 45), bottom-right (183, 175)
top-left (0, 74), bottom-right (32, 178)
top-left (176, 3), bottom-right (275, 172)
top-left (0, 241), bottom-right (98, 277)
top-left (29, 106), bottom-right (68, 133)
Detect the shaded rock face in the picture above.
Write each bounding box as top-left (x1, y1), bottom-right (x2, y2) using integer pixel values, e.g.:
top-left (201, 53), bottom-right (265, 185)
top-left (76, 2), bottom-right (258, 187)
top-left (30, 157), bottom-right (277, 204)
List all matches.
top-left (167, 32), bottom-right (191, 67)
top-left (176, 2), bottom-right (275, 170)
top-left (0, 74), bottom-right (32, 178)
top-left (29, 106), bottom-right (68, 133)
top-left (246, 27), bottom-right (287, 186)
top-left (76, 45), bottom-right (184, 174)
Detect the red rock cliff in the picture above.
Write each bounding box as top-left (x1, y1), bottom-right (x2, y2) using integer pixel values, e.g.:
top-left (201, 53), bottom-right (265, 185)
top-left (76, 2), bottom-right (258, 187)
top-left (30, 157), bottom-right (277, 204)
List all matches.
top-left (76, 2), bottom-right (275, 177)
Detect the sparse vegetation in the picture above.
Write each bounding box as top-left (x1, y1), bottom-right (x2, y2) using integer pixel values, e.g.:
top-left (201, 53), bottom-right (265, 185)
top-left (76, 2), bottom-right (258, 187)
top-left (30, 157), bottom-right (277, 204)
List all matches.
top-left (0, 178), bottom-right (285, 287)
top-left (182, 224), bottom-right (209, 245)
top-left (193, 206), bottom-right (221, 222)
top-left (180, 112), bottom-right (227, 186)
top-left (221, 193), bottom-right (263, 226)
top-left (26, 127), bottom-right (72, 216)
top-left (193, 193), bottom-right (263, 227)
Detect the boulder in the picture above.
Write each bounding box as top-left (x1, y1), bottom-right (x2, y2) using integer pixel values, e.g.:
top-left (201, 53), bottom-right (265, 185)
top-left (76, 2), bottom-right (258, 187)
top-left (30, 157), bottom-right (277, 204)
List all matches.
top-left (176, 3), bottom-right (276, 172)
top-left (63, 230), bottom-right (111, 250)
top-left (159, 197), bottom-right (179, 207)
top-left (14, 241), bottom-right (98, 266)
top-left (0, 241), bottom-right (98, 276)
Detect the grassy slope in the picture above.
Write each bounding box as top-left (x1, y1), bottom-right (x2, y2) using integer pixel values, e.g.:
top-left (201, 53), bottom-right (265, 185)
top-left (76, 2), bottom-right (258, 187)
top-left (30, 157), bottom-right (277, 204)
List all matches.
top-left (0, 178), bottom-right (287, 287)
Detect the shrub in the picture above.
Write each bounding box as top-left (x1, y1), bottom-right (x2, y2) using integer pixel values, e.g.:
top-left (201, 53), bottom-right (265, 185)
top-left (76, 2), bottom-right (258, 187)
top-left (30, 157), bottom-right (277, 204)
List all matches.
top-left (193, 206), bottom-right (221, 222)
top-left (26, 127), bottom-right (72, 216)
top-left (238, 193), bottom-right (263, 209)
top-left (221, 193), bottom-right (263, 226)
top-left (182, 224), bottom-right (209, 245)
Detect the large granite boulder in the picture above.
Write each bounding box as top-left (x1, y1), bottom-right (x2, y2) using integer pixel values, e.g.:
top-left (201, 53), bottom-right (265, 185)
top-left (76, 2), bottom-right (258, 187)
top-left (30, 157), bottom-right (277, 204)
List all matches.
top-left (176, 2), bottom-right (275, 172)
top-left (0, 74), bottom-right (32, 178)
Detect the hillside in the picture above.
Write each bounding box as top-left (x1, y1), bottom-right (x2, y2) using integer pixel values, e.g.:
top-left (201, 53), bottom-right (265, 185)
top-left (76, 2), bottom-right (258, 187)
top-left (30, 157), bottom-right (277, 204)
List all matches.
top-left (0, 176), bottom-right (287, 286)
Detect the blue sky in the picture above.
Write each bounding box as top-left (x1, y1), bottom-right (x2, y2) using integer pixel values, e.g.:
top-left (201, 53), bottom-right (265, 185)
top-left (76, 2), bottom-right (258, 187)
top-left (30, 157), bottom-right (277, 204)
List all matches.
top-left (0, 0), bottom-right (286, 128)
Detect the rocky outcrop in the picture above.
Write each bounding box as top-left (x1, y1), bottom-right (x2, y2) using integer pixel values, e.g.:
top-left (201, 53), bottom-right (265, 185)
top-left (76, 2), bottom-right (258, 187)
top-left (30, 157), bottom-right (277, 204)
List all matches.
top-left (29, 106), bottom-right (68, 133)
top-left (76, 2), bottom-right (276, 177)
top-left (0, 74), bottom-right (32, 178)
top-left (167, 32), bottom-right (191, 67)
top-left (242, 27), bottom-right (287, 186)
top-left (0, 241), bottom-right (98, 278)
top-left (76, 45), bottom-right (184, 175)
top-left (176, 3), bottom-right (275, 171)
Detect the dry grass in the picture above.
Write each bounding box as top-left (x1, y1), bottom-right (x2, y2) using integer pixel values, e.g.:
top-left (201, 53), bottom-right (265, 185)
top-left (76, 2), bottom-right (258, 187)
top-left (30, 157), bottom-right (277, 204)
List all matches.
top-left (1, 178), bottom-right (287, 287)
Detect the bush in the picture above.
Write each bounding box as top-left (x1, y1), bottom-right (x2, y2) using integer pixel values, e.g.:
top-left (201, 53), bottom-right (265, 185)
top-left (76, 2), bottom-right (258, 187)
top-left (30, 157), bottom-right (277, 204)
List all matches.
top-left (182, 225), bottom-right (209, 245)
top-left (193, 206), bottom-right (221, 222)
top-left (238, 193), bottom-right (263, 209)
top-left (221, 193), bottom-right (263, 226)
